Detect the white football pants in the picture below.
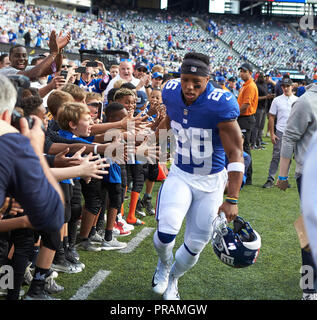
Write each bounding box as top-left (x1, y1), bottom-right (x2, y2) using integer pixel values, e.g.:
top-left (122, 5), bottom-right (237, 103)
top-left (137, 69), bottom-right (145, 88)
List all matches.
top-left (155, 167), bottom-right (227, 278)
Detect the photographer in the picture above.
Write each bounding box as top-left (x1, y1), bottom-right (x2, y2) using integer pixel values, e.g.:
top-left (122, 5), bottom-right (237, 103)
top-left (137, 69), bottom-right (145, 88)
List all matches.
top-left (0, 30), bottom-right (70, 82)
top-left (0, 74), bottom-right (65, 300)
top-left (0, 74), bottom-right (64, 232)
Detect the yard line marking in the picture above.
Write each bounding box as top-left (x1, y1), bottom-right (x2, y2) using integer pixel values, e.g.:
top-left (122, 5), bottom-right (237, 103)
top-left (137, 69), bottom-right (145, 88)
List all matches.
top-left (120, 227), bottom-right (154, 254)
top-left (69, 270), bottom-right (111, 300)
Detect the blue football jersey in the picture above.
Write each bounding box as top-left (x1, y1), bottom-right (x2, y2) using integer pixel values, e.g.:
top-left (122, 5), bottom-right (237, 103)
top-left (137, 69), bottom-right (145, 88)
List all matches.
top-left (162, 79), bottom-right (240, 175)
top-left (78, 78), bottom-right (105, 94)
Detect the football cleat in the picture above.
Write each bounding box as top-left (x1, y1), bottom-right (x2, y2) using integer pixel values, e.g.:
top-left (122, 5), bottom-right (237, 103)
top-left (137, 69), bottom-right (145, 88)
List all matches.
top-left (163, 273), bottom-right (180, 300)
top-left (212, 213), bottom-right (261, 268)
top-left (152, 256), bottom-right (173, 295)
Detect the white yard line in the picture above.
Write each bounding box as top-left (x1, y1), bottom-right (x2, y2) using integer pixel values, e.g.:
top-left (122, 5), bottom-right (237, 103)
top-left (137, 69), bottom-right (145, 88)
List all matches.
top-left (120, 227), bottom-right (154, 254)
top-left (69, 227), bottom-right (154, 300)
top-left (69, 270), bottom-right (111, 300)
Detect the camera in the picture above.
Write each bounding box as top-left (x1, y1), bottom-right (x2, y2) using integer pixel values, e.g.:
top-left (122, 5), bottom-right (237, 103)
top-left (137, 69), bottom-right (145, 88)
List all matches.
top-left (75, 67), bottom-right (86, 74)
top-left (7, 74), bottom-right (30, 107)
top-left (60, 70), bottom-right (68, 79)
top-left (86, 61), bottom-right (98, 67)
top-left (11, 109), bottom-right (34, 131)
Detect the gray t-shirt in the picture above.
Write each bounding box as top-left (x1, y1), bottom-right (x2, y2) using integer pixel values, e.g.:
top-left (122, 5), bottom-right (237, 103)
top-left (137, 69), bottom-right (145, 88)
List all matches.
top-left (0, 65), bottom-right (34, 76)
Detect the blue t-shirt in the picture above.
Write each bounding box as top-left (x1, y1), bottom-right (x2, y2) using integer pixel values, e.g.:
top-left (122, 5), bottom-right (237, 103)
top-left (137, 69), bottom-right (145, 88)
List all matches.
top-left (103, 159), bottom-right (121, 184)
top-left (8, 32), bottom-right (17, 43)
top-left (0, 133), bottom-right (64, 232)
top-left (58, 129), bottom-right (121, 184)
top-left (162, 79), bottom-right (240, 175)
top-left (58, 129), bottom-right (93, 184)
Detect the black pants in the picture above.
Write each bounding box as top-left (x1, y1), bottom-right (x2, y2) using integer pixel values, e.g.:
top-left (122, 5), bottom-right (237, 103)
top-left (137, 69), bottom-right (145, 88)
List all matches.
top-left (0, 214), bottom-right (34, 300)
top-left (126, 164), bottom-right (145, 193)
top-left (60, 182), bottom-right (73, 223)
top-left (143, 163), bottom-right (159, 182)
top-left (238, 115), bottom-right (255, 183)
top-left (68, 179), bottom-right (82, 247)
top-left (80, 178), bottom-right (102, 215)
top-left (250, 108), bottom-right (266, 147)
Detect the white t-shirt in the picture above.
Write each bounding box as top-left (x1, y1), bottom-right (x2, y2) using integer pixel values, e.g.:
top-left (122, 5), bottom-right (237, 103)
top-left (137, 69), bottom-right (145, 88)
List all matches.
top-left (104, 74), bottom-right (143, 102)
top-left (269, 94), bottom-right (298, 133)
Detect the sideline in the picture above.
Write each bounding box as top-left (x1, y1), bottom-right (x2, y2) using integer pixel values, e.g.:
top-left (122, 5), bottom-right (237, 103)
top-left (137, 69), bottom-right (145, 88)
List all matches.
top-left (120, 227), bottom-right (155, 254)
top-left (69, 270), bottom-right (111, 300)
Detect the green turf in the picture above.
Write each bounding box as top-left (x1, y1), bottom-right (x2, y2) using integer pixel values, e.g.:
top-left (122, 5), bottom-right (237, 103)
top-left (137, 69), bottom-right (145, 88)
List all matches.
top-left (50, 136), bottom-right (303, 300)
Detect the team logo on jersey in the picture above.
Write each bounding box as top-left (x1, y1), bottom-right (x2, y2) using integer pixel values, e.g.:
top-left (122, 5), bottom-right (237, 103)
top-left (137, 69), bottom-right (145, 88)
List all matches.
top-left (190, 66), bottom-right (197, 73)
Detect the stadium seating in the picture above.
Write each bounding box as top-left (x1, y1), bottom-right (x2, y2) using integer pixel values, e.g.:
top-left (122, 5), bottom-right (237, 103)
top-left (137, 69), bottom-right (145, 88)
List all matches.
top-left (0, 0), bottom-right (316, 78)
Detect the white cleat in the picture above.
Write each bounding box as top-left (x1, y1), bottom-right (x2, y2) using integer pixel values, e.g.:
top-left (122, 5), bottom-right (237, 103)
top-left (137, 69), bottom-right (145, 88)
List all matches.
top-left (163, 273), bottom-right (180, 300)
top-left (152, 258), bottom-right (172, 295)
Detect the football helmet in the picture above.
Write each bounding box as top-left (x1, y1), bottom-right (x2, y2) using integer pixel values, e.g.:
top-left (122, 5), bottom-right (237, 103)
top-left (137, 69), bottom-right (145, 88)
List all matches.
top-left (211, 213), bottom-right (261, 268)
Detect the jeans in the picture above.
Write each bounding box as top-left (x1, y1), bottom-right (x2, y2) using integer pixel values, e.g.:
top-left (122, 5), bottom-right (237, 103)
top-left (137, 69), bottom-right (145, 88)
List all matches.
top-left (268, 130), bottom-right (284, 180)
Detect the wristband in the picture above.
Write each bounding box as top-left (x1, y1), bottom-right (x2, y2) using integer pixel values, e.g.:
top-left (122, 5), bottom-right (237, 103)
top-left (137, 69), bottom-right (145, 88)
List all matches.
top-left (94, 144), bottom-right (99, 155)
top-left (278, 176), bottom-right (288, 181)
top-left (227, 162), bottom-right (244, 173)
top-left (225, 197), bottom-right (238, 205)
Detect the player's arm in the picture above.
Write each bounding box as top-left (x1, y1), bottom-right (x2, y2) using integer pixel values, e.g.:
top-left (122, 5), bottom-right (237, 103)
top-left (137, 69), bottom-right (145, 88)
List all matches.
top-left (218, 120), bottom-right (244, 222)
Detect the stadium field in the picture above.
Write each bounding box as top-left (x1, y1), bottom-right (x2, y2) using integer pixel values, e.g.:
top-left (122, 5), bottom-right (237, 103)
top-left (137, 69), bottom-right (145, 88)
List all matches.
top-left (44, 135), bottom-right (302, 301)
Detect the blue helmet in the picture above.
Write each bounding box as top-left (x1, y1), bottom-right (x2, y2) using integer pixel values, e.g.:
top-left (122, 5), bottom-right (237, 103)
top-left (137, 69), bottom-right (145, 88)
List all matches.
top-left (212, 214), bottom-right (261, 268)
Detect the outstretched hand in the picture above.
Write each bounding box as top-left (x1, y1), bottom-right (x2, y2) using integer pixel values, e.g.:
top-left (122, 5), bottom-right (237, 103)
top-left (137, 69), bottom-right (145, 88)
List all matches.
top-left (48, 30), bottom-right (71, 55)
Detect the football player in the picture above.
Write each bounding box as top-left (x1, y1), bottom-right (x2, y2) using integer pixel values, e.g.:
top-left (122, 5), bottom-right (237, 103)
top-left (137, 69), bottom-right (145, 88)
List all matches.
top-left (152, 52), bottom-right (244, 300)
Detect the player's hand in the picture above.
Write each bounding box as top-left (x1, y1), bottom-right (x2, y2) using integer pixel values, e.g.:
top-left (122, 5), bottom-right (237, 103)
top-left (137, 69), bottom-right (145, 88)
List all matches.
top-left (276, 178), bottom-right (289, 191)
top-left (218, 201), bottom-right (238, 223)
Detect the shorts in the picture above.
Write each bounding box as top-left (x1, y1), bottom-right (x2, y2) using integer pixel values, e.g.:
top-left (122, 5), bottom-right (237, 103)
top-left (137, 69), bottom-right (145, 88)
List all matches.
top-left (80, 178), bottom-right (102, 215)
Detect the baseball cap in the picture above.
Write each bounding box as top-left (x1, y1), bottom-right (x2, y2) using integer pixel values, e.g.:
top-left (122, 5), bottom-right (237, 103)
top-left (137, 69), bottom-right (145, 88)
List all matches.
top-left (281, 78), bottom-right (293, 86)
top-left (136, 90), bottom-right (148, 108)
top-left (239, 63), bottom-right (253, 72)
top-left (135, 62), bottom-right (148, 71)
top-left (152, 72), bottom-right (163, 79)
top-left (217, 76), bottom-right (225, 83)
top-left (228, 76), bottom-right (237, 82)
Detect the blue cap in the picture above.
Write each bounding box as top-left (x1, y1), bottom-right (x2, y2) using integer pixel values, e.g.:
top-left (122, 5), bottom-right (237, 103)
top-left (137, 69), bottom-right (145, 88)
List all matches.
top-left (152, 72), bottom-right (163, 79)
top-left (136, 91), bottom-right (148, 108)
top-left (218, 76), bottom-right (225, 83)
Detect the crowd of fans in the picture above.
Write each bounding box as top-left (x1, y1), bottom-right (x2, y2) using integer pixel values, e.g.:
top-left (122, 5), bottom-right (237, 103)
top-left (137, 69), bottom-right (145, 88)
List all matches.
top-left (1, 0), bottom-right (317, 301)
top-left (1, 0), bottom-right (317, 80)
